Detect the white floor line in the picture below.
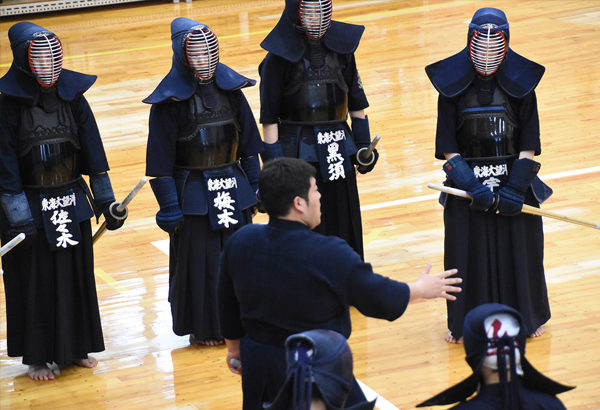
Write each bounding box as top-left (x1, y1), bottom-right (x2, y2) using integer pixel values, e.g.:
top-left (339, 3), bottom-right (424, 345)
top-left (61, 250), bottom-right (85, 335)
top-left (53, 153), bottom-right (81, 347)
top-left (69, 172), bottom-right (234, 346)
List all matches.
top-left (151, 239), bottom-right (170, 256)
top-left (543, 165), bottom-right (600, 180)
top-left (361, 193), bottom-right (439, 211)
top-left (357, 379), bottom-right (400, 410)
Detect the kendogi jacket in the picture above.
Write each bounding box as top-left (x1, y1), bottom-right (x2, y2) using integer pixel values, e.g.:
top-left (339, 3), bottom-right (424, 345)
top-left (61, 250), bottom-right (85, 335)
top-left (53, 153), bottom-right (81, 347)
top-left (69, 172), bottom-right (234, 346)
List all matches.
top-left (218, 218), bottom-right (411, 347)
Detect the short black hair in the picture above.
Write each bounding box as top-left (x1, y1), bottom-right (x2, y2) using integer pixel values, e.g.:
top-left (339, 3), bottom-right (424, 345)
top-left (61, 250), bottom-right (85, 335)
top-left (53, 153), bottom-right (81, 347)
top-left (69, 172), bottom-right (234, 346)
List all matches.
top-left (258, 158), bottom-right (316, 218)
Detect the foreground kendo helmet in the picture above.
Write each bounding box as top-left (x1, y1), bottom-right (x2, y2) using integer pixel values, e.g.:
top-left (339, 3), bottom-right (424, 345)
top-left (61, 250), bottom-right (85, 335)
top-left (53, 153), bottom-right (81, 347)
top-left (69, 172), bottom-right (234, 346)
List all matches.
top-left (299, 0), bottom-right (333, 40)
top-left (265, 329), bottom-right (372, 410)
top-left (481, 312), bottom-right (524, 375)
top-left (8, 22), bottom-right (63, 87)
top-left (182, 23), bottom-right (219, 81)
top-left (468, 8), bottom-right (509, 76)
top-left (417, 303), bottom-right (574, 407)
top-left (465, 306), bottom-right (524, 380)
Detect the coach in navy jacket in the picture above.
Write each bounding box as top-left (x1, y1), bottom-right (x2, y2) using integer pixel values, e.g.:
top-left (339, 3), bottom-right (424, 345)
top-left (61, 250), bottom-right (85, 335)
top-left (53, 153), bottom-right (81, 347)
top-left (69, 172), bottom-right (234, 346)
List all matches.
top-left (218, 158), bottom-right (462, 409)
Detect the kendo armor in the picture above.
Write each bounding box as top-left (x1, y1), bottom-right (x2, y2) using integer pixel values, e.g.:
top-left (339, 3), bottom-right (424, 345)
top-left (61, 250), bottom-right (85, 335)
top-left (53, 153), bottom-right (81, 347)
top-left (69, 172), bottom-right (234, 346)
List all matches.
top-left (279, 42), bottom-right (349, 125)
top-left (298, 0), bottom-right (333, 41)
top-left (457, 9), bottom-right (516, 160)
top-left (175, 87), bottom-right (241, 169)
top-left (456, 84), bottom-right (519, 160)
top-left (173, 23), bottom-right (241, 169)
top-left (10, 27), bottom-right (81, 188)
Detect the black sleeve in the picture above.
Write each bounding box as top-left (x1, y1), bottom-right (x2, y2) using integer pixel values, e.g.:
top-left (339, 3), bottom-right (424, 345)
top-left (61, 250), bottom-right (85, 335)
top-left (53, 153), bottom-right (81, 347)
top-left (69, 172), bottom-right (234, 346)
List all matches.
top-left (515, 91), bottom-right (541, 155)
top-left (326, 240), bottom-right (411, 321)
top-left (259, 53), bottom-right (287, 124)
top-left (72, 95), bottom-right (110, 175)
top-left (434, 94), bottom-right (460, 160)
top-left (145, 102), bottom-right (179, 177)
top-left (342, 53), bottom-right (369, 111)
top-left (218, 240), bottom-right (247, 340)
top-left (0, 97), bottom-right (23, 193)
top-left (231, 90), bottom-right (264, 157)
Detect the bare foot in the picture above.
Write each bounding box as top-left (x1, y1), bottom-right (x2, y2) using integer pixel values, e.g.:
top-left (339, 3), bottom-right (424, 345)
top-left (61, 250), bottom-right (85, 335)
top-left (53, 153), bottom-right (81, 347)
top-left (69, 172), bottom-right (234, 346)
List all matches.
top-left (197, 340), bottom-right (225, 346)
top-left (74, 356), bottom-right (98, 368)
top-left (28, 364), bottom-right (55, 381)
top-left (529, 327), bottom-right (545, 338)
top-left (189, 334), bottom-right (224, 346)
top-left (445, 331), bottom-right (463, 344)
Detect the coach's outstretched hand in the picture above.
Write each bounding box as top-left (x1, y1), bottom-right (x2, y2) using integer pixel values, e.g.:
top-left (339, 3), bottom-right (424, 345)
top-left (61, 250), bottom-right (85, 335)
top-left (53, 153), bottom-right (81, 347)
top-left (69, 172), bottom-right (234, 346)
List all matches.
top-left (408, 263), bottom-right (461, 302)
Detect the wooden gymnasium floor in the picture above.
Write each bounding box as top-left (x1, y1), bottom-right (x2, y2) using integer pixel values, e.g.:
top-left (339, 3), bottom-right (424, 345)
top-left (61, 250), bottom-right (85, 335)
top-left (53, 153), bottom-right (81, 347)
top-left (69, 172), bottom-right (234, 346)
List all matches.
top-left (1, 0), bottom-right (599, 408)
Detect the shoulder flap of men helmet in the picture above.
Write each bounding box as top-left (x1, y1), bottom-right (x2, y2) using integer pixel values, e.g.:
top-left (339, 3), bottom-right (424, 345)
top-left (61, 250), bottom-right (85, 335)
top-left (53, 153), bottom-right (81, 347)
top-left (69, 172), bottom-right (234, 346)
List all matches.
top-left (214, 63), bottom-right (256, 91)
top-left (496, 48), bottom-right (545, 98)
top-left (260, 14), bottom-right (306, 63)
top-left (416, 372), bottom-right (480, 407)
top-left (261, 15), bottom-right (364, 63)
top-left (143, 62), bottom-right (255, 104)
top-left (56, 69), bottom-right (97, 101)
top-left (0, 64), bottom-right (38, 101)
top-left (425, 48), bottom-right (475, 98)
top-left (521, 358), bottom-right (575, 395)
top-left (0, 66), bottom-right (95, 103)
top-left (143, 57), bottom-right (196, 104)
top-left (323, 20), bottom-right (364, 55)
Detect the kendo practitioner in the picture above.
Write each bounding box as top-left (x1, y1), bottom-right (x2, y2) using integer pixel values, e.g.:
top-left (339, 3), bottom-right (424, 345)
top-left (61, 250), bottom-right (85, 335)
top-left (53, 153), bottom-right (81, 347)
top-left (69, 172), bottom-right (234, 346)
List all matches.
top-left (425, 8), bottom-right (554, 343)
top-left (264, 329), bottom-right (375, 410)
top-left (144, 18), bottom-right (263, 346)
top-left (0, 22), bottom-right (126, 380)
top-left (258, 0), bottom-right (379, 259)
top-left (218, 158), bottom-right (461, 409)
top-left (417, 303), bottom-right (574, 409)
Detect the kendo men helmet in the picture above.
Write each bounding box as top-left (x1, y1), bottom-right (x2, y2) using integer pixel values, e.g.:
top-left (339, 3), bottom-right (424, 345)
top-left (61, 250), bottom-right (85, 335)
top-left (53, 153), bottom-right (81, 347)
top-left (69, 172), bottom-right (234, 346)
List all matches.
top-left (417, 303), bottom-right (574, 407)
top-left (298, 0), bottom-right (333, 40)
top-left (9, 22), bottom-right (63, 87)
top-left (265, 329), bottom-right (355, 410)
top-left (468, 8), bottom-right (509, 76)
top-left (463, 304), bottom-right (525, 379)
top-left (182, 23), bottom-right (219, 81)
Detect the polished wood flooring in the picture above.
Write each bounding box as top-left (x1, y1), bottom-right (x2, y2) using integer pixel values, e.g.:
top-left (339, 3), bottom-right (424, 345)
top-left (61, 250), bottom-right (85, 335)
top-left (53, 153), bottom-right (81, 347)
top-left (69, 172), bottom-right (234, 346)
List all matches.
top-left (1, 1), bottom-right (600, 408)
